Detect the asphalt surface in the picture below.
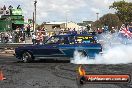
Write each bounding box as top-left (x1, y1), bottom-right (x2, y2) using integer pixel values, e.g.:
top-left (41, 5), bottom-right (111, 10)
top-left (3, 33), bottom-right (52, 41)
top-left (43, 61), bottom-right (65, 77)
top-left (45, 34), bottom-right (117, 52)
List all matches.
top-left (0, 55), bottom-right (132, 88)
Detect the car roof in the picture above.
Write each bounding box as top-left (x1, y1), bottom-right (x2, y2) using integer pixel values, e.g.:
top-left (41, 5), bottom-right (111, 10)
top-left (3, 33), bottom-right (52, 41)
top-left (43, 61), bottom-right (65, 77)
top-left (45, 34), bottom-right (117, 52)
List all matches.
top-left (52, 33), bottom-right (95, 37)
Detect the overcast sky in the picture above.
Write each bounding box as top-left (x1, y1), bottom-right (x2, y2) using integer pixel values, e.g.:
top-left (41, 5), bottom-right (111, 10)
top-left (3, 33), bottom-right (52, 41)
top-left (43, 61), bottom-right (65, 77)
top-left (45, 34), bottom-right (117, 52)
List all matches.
top-left (0, 0), bottom-right (131, 24)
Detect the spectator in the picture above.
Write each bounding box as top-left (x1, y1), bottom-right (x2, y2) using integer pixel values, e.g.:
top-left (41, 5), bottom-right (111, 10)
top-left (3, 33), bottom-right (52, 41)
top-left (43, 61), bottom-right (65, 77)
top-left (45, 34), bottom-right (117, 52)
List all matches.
top-left (111, 27), bottom-right (116, 33)
top-left (41, 27), bottom-right (45, 35)
top-left (22, 32), bottom-right (26, 42)
top-left (9, 34), bottom-right (13, 43)
top-left (71, 28), bottom-right (77, 35)
top-left (19, 36), bottom-right (23, 43)
top-left (129, 22), bottom-right (132, 32)
top-left (19, 33), bottom-right (25, 43)
top-left (21, 26), bottom-right (24, 33)
top-left (4, 33), bottom-right (9, 43)
top-left (40, 33), bottom-right (44, 44)
top-left (36, 33), bottom-right (40, 45)
top-left (1, 33), bottom-right (4, 43)
top-left (44, 30), bottom-right (49, 42)
top-left (14, 31), bottom-right (19, 43)
top-left (59, 30), bottom-right (64, 35)
top-left (26, 24), bottom-right (31, 37)
top-left (32, 33), bottom-right (36, 44)
top-left (67, 28), bottom-right (71, 34)
top-left (16, 26), bottom-right (20, 33)
top-left (19, 27), bottom-right (23, 37)
top-left (97, 28), bottom-right (103, 34)
top-left (80, 30), bottom-right (87, 34)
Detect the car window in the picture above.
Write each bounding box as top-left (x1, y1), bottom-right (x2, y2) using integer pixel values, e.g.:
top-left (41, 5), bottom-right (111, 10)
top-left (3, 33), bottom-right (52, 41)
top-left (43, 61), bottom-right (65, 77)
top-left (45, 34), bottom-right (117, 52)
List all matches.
top-left (75, 36), bottom-right (97, 44)
top-left (58, 37), bottom-right (69, 44)
top-left (45, 36), bottom-right (70, 44)
top-left (69, 36), bottom-right (75, 44)
top-left (63, 37), bottom-right (69, 44)
top-left (45, 36), bottom-right (60, 44)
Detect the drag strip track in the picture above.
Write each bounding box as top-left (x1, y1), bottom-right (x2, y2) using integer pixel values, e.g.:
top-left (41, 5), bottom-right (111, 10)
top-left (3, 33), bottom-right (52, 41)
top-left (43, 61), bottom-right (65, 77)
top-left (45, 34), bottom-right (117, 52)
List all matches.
top-left (42, 64), bottom-right (132, 88)
top-left (0, 56), bottom-right (132, 88)
top-left (50, 64), bottom-right (77, 81)
top-left (48, 64), bottom-right (84, 88)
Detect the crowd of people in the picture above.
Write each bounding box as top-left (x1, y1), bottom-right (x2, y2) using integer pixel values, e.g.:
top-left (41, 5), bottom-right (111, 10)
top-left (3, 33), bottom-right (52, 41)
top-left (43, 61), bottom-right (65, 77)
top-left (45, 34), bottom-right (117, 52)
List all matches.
top-left (1, 22), bottom-right (132, 44)
top-left (0, 26), bottom-right (114, 44)
top-left (0, 24), bottom-right (31, 43)
top-left (30, 27), bottom-right (94, 44)
top-left (0, 31), bottom-right (25, 43)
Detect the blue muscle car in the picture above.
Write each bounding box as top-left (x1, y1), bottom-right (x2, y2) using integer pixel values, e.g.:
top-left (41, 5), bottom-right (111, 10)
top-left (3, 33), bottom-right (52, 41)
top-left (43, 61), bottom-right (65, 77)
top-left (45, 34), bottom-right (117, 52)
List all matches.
top-left (15, 34), bottom-right (102, 62)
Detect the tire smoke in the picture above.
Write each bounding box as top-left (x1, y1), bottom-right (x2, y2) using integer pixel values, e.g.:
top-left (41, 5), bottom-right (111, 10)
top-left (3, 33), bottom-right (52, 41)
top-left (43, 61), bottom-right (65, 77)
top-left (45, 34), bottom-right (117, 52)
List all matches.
top-left (71, 33), bottom-right (132, 64)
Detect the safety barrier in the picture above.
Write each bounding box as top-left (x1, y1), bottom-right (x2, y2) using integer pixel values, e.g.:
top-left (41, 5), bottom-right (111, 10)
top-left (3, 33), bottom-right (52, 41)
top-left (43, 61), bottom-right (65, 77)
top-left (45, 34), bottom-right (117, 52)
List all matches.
top-left (0, 43), bottom-right (32, 50)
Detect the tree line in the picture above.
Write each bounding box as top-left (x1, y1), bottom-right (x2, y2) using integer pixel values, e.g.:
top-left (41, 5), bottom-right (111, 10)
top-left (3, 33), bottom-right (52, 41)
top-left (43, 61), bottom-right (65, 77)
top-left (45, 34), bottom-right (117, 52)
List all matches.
top-left (92, 0), bottom-right (132, 31)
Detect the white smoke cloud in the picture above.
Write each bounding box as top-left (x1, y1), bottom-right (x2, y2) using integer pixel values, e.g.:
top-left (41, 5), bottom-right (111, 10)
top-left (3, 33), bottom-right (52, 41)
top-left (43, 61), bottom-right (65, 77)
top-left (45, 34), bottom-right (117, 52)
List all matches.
top-left (71, 45), bottom-right (132, 64)
top-left (71, 33), bottom-right (132, 64)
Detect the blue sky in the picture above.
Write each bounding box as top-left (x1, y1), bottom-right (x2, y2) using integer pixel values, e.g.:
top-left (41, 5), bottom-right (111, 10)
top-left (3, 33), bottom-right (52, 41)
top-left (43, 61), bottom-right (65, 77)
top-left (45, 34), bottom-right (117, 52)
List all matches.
top-left (0, 0), bottom-right (131, 24)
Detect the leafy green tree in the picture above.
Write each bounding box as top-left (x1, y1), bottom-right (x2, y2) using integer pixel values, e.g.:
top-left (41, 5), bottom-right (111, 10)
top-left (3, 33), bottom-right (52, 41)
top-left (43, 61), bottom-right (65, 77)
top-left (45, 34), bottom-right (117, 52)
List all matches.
top-left (92, 13), bottom-right (122, 31)
top-left (99, 13), bottom-right (122, 31)
top-left (110, 0), bottom-right (132, 23)
top-left (92, 20), bottom-right (102, 29)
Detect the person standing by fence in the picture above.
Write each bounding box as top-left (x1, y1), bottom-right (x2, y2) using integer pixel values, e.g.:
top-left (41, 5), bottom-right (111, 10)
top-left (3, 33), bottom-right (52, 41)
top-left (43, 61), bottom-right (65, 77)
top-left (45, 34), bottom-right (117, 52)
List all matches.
top-left (129, 22), bottom-right (132, 32)
top-left (32, 33), bottom-right (36, 44)
top-left (36, 33), bottom-right (40, 45)
top-left (1, 33), bottom-right (4, 43)
top-left (4, 33), bottom-right (9, 43)
top-left (26, 24), bottom-right (31, 37)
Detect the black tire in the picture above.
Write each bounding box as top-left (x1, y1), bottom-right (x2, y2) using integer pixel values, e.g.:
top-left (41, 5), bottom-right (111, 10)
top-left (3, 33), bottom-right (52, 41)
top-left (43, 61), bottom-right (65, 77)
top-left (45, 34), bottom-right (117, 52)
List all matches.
top-left (22, 52), bottom-right (33, 63)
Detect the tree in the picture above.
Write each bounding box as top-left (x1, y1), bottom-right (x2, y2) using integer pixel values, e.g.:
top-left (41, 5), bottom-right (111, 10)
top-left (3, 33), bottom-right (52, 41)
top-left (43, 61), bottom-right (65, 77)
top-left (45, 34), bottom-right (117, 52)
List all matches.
top-left (99, 13), bottom-right (122, 31)
top-left (92, 13), bottom-right (122, 31)
top-left (110, 1), bottom-right (132, 23)
top-left (92, 20), bottom-right (102, 29)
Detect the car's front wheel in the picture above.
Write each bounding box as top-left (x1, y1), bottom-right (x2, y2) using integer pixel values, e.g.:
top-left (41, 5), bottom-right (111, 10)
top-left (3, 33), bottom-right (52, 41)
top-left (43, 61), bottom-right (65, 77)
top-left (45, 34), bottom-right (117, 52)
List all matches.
top-left (22, 52), bottom-right (33, 63)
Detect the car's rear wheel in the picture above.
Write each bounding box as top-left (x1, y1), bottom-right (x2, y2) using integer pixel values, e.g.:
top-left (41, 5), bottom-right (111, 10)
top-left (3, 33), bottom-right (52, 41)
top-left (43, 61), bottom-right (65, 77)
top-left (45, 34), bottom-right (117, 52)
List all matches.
top-left (22, 52), bottom-right (33, 63)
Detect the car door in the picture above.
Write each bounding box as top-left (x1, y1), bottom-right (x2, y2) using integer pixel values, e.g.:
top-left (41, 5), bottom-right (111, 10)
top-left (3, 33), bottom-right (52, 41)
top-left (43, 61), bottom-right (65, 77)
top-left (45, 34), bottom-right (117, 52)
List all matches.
top-left (58, 36), bottom-right (76, 57)
top-left (35, 36), bottom-right (64, 57)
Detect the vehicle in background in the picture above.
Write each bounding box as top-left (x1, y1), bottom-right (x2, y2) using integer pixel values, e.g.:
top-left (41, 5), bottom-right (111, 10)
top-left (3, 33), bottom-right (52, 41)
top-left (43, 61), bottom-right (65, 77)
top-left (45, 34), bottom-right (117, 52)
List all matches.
top-left (15, 34), bottom-right (102, 62)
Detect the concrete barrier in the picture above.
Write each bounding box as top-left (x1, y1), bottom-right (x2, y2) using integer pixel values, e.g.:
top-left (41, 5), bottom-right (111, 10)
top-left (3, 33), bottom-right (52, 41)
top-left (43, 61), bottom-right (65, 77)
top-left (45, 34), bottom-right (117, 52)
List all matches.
top-left (0, 43), bottom-right (33, 49)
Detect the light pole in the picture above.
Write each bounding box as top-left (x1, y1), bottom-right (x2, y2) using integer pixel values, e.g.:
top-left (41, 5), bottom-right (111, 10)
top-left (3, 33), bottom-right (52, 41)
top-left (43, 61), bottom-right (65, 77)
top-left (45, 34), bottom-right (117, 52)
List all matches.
top-left (33, 12), bottom-right (34, 32)
top-left (96, 13), bottom-right (99, 20)
top-left (34, 0), bottom-right (37, 33)
top-left (66, 12), bottom-right (67, 30)
top-left (65, 10), bottom-right (69, 30)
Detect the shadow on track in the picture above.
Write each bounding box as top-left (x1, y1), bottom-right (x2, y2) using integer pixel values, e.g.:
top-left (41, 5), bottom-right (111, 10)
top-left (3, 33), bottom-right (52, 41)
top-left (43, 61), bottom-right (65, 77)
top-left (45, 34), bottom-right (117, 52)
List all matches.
top-left (16, 59), bottom-right (70, 63)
